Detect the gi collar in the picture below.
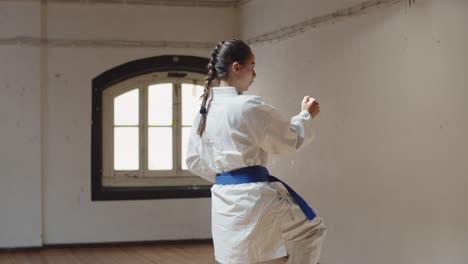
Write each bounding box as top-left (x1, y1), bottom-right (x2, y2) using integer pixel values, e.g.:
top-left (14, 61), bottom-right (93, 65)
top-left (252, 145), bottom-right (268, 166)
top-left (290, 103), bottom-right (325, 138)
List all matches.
top-left (211, 86), bottom-right (240, 97)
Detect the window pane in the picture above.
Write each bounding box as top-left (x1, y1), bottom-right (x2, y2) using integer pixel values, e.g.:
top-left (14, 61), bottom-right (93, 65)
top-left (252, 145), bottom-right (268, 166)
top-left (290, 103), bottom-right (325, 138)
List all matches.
top-left (148, 83), bottom-right (172, 126)
top-left (148, 127), bottom-right (173, 170)
top-left (114, 127), bottom-right (139, 170)
top-left (181, 127), bottom-right (191, 170)
top-left (181, 83), bottom-right (204, 126)
top-left (114, 89), bottom-right (139, 126)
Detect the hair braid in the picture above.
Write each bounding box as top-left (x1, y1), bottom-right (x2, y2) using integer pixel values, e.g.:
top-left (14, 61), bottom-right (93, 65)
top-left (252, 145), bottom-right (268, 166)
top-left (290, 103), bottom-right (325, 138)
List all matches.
top-left (197, 40), bottom-right (225, 137)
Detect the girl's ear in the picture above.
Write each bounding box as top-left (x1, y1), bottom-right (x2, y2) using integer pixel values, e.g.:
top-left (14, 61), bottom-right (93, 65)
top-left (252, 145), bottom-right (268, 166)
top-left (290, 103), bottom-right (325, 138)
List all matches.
top-left (232, 61), bottom-right (241, 73)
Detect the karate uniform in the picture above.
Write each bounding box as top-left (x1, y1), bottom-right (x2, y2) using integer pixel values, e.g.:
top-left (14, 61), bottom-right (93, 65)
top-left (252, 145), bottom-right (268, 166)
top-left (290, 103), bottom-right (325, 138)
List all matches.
top-left (186, 86), bottom-right (326, 264)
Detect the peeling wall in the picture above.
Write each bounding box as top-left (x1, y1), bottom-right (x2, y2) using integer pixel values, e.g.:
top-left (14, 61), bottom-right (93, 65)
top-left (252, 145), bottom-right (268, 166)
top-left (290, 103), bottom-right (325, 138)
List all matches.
top-left (240, 0), bottom-right (468, 264)
top-left (0, 1), bottom-right (237, 247)
top-left (0, 1), bottom-right (42, 248)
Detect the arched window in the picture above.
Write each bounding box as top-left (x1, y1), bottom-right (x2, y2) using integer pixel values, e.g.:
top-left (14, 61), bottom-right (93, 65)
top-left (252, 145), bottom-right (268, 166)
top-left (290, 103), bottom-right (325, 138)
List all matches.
top-left (92, 55), bottom-right (214, 200)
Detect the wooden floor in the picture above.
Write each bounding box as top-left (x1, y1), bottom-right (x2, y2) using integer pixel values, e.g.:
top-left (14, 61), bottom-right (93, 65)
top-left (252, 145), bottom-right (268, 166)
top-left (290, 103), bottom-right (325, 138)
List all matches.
top-left (0, 242), bottom-right (287, 264)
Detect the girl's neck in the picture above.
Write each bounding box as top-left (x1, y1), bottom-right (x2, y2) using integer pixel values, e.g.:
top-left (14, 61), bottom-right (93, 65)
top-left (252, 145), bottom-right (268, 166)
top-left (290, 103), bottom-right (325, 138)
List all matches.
top-left (219, 79), bottom-right (242, 93)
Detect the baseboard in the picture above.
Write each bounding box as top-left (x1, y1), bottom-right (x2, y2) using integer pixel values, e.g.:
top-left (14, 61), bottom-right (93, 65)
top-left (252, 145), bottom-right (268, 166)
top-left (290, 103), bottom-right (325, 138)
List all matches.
top-left (0, 238), bottom-right (214, 252)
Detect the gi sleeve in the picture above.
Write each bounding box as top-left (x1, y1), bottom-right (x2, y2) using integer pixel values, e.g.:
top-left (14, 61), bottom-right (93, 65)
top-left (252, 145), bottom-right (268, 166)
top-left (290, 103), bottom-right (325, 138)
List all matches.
top-left (250, 102), bottom-right (316, 154)
top-left (185, 115), bottom-right (216, 183)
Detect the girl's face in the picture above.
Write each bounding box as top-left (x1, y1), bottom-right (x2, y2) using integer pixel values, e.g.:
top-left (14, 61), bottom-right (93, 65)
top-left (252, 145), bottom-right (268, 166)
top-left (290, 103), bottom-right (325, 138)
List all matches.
top-left (232, 53), bottom-right (256, 92)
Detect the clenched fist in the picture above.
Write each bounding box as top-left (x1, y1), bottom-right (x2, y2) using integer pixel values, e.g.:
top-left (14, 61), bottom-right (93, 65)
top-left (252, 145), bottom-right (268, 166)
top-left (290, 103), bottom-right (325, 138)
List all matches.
top-left (301, 96), bottom-right (320, 119)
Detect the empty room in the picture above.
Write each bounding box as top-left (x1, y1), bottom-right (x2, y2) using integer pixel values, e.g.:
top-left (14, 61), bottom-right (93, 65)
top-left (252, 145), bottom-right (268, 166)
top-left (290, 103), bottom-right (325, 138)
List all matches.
top-left (1, 0), bottom-right (466, 263)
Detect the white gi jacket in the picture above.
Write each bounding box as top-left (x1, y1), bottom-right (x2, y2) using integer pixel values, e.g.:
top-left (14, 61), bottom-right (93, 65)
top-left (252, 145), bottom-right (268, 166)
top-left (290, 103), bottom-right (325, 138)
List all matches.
top-left (186, 86), bottom-right (316, 264)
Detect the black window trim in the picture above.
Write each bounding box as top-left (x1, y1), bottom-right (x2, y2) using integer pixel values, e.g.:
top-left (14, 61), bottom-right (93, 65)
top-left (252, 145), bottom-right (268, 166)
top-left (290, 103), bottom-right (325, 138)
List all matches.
top-left (91, 55), bottom-right (211, 201)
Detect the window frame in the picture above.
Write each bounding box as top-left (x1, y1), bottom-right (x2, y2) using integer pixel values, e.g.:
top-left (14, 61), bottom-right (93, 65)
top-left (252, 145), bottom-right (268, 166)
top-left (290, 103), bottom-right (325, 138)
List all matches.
top-left (92, 55), bottom-right (212, 201)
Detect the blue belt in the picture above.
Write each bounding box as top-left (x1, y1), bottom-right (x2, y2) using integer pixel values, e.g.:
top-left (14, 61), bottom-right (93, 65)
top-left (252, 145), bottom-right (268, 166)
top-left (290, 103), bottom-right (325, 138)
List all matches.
top-left (215, 165), bottom-right (316, 220)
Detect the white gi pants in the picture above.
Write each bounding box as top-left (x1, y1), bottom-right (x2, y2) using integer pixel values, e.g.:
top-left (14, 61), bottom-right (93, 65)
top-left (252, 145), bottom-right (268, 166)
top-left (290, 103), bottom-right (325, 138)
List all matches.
top-left (215, 182), bottom-right (327, 264)
top-left (267, 182), bottom-right (327, 264)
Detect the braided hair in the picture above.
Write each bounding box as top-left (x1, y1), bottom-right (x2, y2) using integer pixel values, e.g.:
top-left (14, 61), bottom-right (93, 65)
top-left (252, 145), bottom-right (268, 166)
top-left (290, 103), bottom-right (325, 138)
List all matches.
top-left (197, 39), bottom-right (252, 136)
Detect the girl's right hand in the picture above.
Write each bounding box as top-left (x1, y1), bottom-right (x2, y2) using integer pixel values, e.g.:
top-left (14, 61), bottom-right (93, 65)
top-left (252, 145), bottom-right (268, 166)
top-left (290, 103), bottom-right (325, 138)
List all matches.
top-left (302, 96), bottom-right (320, 118)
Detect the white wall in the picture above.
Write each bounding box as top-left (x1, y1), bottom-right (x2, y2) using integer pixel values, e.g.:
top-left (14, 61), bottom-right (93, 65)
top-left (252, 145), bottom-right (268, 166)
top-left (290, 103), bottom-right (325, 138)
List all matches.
top-left (0, 1), bottom-right (237, 247)
top-left (240, 0), bottom-right (468, 264)
top-left (239, 0), bottom-right (367, 41)
top-left (0, 1), bottom-right (43, 248)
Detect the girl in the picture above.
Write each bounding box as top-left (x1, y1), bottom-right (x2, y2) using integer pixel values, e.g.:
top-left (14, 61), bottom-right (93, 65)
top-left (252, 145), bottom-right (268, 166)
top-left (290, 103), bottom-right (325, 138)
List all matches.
top-left (186, 39), bottom-right (326, 264)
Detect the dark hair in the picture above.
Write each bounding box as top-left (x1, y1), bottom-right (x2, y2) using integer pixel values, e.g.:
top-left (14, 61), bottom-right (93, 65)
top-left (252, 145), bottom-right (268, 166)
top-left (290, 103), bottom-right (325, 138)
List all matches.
top-left (197, 39), bottom-right (252, 137)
